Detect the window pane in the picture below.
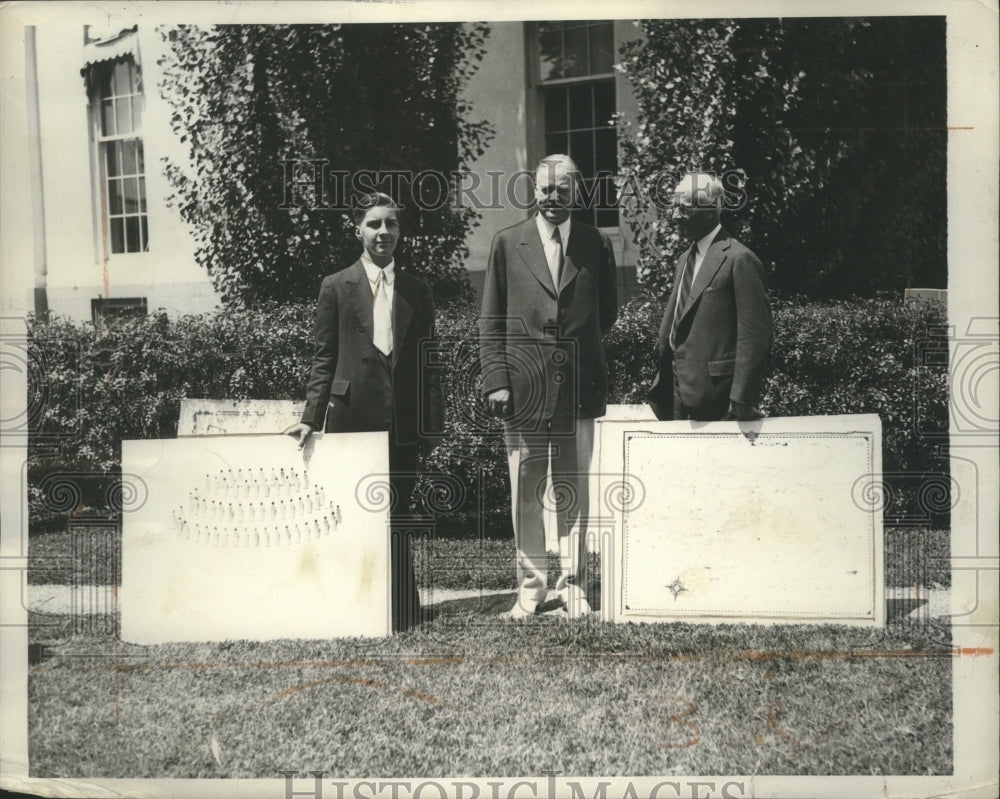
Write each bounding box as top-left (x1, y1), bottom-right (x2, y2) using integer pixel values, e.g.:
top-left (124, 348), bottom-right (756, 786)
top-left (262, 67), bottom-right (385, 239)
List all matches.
top-left (575, 176), bottom-right (598, 214)
top-left (538, 24), bottom-right (563, 81)
top-left (595, 127), bottom-right (618, 174)
top-left (596, 206), bottom-right (619, 228)
top-left (116, 97), bottom-right (133, 135)
top-left (131, 94), bottom-right (143, 130)
top-left (104, 142), bottom-right (120, 177)
top-left (563, 25), bottom-right (588, 78)
top-left (545, 132), bottom-right (567, 158)
top-left (112, 61), bottom-right (132, 96)
top-left (589, 23), bottom-right (614, 74)
top-left (572, 206), bottom-right (596, 227)
top-left (121, 140), bottom-right (138, 175)
top-left (101, 100), bottom-right (115, 136)
top-left (138, 177), bottom-right (147, 212)
top-left (567, 83), bottom-right (592, 130)
top-left (596, 176), bottom-right (619, 227)
top-left (110, 218), bottom-right (125, 253)
top-left (544, 88), bottom-right (567, 133)
top-left (569, 130), bottom-right (595, 176)
top-left (97, 67), bottom-right (114, 101)
top-left (108, 179), bottom-right (123, 214)
top-left (125, 216), bottom-right (140, 253)
top-left (593, 80), bottom-right (616, 127)
top-left (140, 217), bottom-right (149, 251)
top-left (123, 178), bottom-right (140, 213)
top-left (136, 141), bottom-right (145, 174)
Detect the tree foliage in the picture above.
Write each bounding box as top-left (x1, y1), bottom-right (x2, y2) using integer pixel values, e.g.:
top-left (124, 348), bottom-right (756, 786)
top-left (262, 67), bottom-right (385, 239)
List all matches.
top-left (617, 17), bottom-right (946, 299)
top-left (158, 24), bottom-right (494, 306)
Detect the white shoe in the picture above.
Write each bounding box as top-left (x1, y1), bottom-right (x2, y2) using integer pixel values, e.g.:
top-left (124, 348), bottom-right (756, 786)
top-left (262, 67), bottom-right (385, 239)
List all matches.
top-left (501, 598), bottom-right (540, 619)
top-left (561, 583), bottom-right (592, 619)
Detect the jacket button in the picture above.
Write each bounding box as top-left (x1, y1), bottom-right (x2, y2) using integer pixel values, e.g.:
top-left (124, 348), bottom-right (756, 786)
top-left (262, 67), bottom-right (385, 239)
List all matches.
top-left (357, 327), bottom-right (365, 333)
top-left (361, 357), bottom-right (369, 365)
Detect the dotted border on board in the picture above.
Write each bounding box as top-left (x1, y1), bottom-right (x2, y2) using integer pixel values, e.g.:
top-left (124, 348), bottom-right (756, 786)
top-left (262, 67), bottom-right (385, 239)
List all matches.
top-left (621, 431), bottom-right (877, 619)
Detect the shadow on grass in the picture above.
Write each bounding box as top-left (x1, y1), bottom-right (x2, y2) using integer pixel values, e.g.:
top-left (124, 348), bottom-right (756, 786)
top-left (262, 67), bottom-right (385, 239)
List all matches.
top-left (885, 597), bottom-right (929, 622)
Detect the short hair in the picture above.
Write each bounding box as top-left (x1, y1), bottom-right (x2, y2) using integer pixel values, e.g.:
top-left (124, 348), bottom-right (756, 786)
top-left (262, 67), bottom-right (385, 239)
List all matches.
top-left (676, 172), bottom-right (725, 209)
top-left (351, 192), bottom-right (400, 225)
top-left (534, 154), bottom-right (582, 185)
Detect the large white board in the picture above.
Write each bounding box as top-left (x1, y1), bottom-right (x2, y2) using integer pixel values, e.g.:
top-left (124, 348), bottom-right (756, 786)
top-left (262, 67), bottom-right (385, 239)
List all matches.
top-left (121, 432), bottom-right (391, 643)
top-left (598, 414), bottom-right (884, 626)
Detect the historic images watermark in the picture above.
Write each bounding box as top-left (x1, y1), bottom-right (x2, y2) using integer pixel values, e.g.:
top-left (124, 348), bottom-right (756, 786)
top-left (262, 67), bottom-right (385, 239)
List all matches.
top-left (277, 162), bottom-right (749, 215)
top-left (279, 771), bottom-right (748, 799)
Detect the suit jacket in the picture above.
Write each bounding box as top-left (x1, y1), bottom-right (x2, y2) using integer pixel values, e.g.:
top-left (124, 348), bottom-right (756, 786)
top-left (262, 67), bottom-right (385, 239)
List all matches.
top-left (301, 260), bottom-right (444, 445)
top-left (479, 215), bottom-right (618, 431)
top-left (647, 228), bottom-right (773, 421)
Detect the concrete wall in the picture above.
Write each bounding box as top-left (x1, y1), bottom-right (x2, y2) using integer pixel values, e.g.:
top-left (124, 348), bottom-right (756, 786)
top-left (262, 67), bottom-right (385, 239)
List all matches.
top-left (460, 22), bottom-right (532, 276)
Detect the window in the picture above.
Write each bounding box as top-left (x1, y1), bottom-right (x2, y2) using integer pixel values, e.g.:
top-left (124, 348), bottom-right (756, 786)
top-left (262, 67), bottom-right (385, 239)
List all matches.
top-left (535, 21), bottom-right (618, 228)
top-left (91, 297), bottom-right (147, 329)
top-left (87, 57), bottom-right (148, 254)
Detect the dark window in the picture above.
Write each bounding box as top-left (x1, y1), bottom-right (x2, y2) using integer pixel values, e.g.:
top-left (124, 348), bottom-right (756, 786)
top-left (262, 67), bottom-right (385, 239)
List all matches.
top-left (537, 22), bottom-right (618, 227)
top-left (91, 297), bottom-right (147, 329)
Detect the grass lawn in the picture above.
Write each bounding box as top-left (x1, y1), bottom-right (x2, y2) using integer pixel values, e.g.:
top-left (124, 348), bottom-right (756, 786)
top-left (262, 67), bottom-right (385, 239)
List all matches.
top-left (28, 605), bottom-right (952, 778)
top-left (25, 524), bottom-right (953, 778)
top-left (28, 525), bottom-right (952, 589)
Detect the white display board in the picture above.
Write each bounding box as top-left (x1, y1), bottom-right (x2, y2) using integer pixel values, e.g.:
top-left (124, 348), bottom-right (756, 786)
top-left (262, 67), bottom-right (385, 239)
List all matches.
top-left (121, 432), bottom-right (391, 643)
top-left (598, 414), bottom-right (884, 626)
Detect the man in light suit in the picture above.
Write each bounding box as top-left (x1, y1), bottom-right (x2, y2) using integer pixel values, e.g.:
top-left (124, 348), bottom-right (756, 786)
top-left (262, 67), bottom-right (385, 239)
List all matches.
top-left (480, 154), bottom-right (619, 619)
top-left (286, 192), bottom-right (443, 633)
top-left (647, 173), bottom-right (772, 422)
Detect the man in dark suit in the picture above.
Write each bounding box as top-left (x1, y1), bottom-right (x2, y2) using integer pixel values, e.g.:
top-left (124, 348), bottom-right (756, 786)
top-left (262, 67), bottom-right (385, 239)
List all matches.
top-left (647, 173), bottom-right (773, 422)
top-left (480, 154), bottom-right (618, 619)
top-left (286, 192), bottom-right (443, 632)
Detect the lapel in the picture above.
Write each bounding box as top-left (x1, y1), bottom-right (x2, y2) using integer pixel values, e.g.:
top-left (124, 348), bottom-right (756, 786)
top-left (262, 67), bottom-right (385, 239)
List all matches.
top-left (391, 272), bottom-right (414, 367)
top-left (515, 217), bottom-right (558, 299)
top-left (558, 221), bottom-right (582, 293)
top-left (343, 260), bottom-right (374, 343)
top-left (677, 229), bottom-right (730, 323)
top-left (661, 246), bottom-right (689, 338)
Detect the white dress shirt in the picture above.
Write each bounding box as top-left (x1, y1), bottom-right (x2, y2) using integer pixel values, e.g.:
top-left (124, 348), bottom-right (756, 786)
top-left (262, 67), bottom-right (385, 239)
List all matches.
top-left (674, 222), bottom-right (722, 318)
top-left (362, 254), bottom-right (394, 355)
top-left (535, 214), bottom-right (571, 289)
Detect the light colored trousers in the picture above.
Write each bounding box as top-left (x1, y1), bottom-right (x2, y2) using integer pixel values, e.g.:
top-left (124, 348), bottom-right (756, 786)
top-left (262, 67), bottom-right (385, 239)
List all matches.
top-left (504, 418), bottom-right (594, 609)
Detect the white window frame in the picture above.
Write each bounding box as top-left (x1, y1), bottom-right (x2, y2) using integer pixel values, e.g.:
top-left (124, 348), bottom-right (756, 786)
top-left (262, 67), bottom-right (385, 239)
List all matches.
top-left (86, 56), bottom-right (149, 261)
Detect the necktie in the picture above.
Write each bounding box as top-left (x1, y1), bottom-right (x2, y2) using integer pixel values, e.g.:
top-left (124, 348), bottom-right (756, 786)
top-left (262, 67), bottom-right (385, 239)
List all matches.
top-left (669, 242), bottom-right (698, 349)
top-left (552, 226), bottom-right (564, 289)
top-left (372, 269), bottom-right (392, 356)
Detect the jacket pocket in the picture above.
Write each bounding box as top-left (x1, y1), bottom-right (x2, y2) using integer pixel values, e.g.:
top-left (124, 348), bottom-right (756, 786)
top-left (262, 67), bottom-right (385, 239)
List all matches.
top-left (707, 358), bottom-right (735, 377)
top-left (330, 378), bottom-right (351, 399)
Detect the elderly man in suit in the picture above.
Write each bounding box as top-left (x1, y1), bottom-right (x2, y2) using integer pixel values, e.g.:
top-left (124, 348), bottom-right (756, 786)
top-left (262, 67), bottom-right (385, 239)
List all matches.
top-left (480, 154), bottom-right (619, 619)
top-left (647, 173), bottom-right (773, 422)
top-left (286, 192), bottom-right (443, 633)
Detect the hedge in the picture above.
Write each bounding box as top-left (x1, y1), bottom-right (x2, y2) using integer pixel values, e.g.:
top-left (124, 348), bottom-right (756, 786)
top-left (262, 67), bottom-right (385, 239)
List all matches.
top-left (27, 294), bottom-right (948, 529)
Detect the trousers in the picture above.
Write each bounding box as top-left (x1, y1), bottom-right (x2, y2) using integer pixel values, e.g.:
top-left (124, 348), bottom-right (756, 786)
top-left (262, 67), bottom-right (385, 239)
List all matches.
top-left (504, 415), bottom-right (595, 609)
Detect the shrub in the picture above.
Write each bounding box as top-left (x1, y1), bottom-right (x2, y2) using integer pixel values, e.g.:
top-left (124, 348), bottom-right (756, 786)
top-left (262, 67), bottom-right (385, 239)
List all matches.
top-left (27, 295), bottom-right (948, 530)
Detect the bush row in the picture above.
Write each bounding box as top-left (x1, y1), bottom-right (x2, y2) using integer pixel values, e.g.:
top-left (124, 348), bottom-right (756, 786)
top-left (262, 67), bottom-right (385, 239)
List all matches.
top-left (28, 294), bottom-right (948, 528)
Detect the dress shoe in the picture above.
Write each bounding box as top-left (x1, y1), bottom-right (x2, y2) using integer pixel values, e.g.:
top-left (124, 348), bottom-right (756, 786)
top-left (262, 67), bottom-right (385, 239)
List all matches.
top-left (501, 597), bottom-right (540, 619)
top-left (561, 583), bottom-right (592, 619)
